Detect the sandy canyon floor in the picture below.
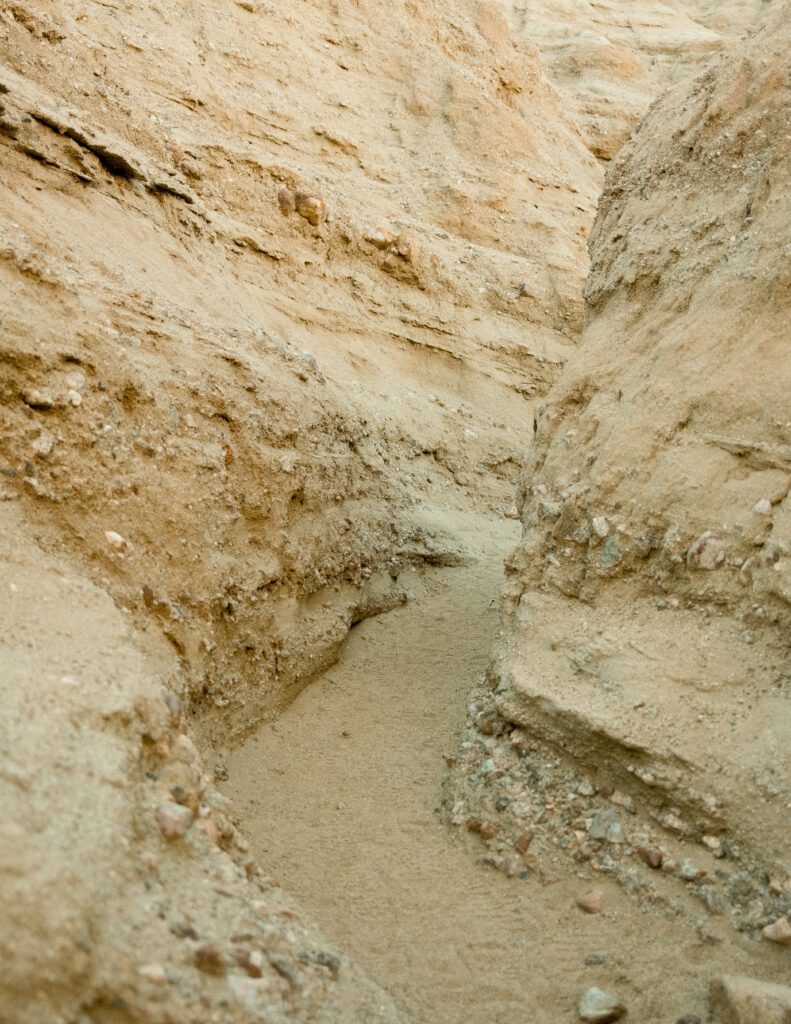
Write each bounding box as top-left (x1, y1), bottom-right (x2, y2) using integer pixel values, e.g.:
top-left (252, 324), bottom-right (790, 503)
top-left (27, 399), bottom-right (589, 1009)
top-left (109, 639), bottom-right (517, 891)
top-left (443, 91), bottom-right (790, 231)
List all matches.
top-left (224, 511), bottom-right (786, 1024)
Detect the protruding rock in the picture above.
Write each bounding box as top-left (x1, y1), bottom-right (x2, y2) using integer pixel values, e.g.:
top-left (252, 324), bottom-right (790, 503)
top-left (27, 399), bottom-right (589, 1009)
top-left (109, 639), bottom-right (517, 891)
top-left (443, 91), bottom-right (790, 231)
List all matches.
top-left (104, 530), bottom-right (131, 552)
top-left (393, 233), bottom-right (417, 262)
top-left (637, 845), bottom-right (662, 869)
top-left (277, 188), bottom-right (295, 216)
top-left (294, 191), bottom-right (326, 226)
top-left (678, 859), bottom-right (704, 882)
top-left (576, 889), bottom-right (605, 914)
top-left (686, 532), bottom-right (725, 571)
top-left (762, 916), bottom-right (791, 945)
top-left (578, 987), bottom-right (626, 1022)
top-left (592, 516), bottom-right (609, 538)
top-left (710, 975), bottom-right (791, 1024)
top-left (588, 809), bottom-right (622, 843)
top-left (156, 801), bottom-right (193, 840)
top-left (22, 388), bottom-right (54, 410)
top-left (478, 820), bottom-right (500, 840)
top-left (365, 227), bottom-right (393, 250)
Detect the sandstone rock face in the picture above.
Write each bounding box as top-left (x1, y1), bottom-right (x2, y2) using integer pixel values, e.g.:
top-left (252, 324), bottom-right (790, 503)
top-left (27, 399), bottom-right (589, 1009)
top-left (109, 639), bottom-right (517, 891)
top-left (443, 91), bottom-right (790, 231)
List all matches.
top-left (2, 0), bottom-right (789, 1019)
top-left (0, 1), bottom-right (604, 1019)
top-left (499, 0), bottom-right (780, 159)
top-left (450, 4), bottom-right (790, 929)
top-left (0, 504), bottom-right (406, 1024)
top-left (0, 0), bottom-right (604, 751)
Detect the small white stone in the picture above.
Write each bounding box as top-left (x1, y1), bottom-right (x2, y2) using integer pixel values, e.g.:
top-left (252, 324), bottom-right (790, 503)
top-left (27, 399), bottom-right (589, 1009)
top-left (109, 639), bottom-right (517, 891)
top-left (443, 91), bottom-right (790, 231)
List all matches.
top-left (365, 227), bottom-right (392, 250)
top-left (592, 516), bottom-right (610, 538)
top-left (156, 801), bottom-right (193, 840)
top-left (104, 530), bottom-right (130, 552)
top-left (751, 498), bottom-right (772, 515)
top-left (662, 812), bottom-right (686, 834)
top-left (579, 987), bottom-right (625, 1022)
top-left (30, 432), bottom-right (54, 456)
top-left (138, 963), bottom-right (168, 984)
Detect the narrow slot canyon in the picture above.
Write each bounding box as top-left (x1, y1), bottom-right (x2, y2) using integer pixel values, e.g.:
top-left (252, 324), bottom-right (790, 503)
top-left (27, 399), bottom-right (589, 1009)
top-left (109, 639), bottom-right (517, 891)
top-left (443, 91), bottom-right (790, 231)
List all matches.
top-left (1, 1), bottom-right (789, 1022)
top-left (222, 510), bottom-right (786, 1024)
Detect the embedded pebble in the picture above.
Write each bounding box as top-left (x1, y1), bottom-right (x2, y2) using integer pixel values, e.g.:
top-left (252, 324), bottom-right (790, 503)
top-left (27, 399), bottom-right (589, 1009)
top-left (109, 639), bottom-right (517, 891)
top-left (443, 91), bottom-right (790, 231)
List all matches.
top-left (277, 188), bottom-right (296, 216)
top-left (104, 530), bottom-right (131, 552)
top-left (194, 817), bottom-right (221, 845)
top-left (588, 809), bottom-right (622, 843)
top-left (762, 915), bottom-right (791, 945)
top-left (578, 987), bottom-right (626, 1022)
top-left (592, 516), bottom-right (610, 538)
top-left (163, 690), bottom-right (182, 722)
top-left (686, 531), bottom-right (725, 570)
top-left (478, 820), bottom-right (500, 840)
top-left (751, 499), bottom-right (772, 515)
top-left (22, 388), bottom-right (54, 410)
top-left (609, 791), bottom-right (634, 812)
top-left (662, 812), bottom-right (686, 834)
top-left (678, 858), bottom-right (704, 882)
top-left (365, 227), bottom-right (393, 250)
top-left (244, 949), bottom-right (265, 978)
top-left (394, 233), bottom-right (416, 262)
top-left (294, 191), bottom-right (326, 226)
top-left (156, 801), bottom-right (193, 840)
top-left (599, 535), bottom-right (622, 568)
top-left (576, 889), bottom-right (605, 914)
top-left (637, 845), bottom-right (662, 869)
top-left (30, 432), bottom-right (55, 456)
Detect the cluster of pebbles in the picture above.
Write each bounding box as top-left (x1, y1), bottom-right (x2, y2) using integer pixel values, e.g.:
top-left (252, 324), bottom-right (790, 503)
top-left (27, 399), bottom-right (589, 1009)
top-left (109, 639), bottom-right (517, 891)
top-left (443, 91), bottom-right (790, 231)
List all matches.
top-left (443, 687), bottom-right (791, 943)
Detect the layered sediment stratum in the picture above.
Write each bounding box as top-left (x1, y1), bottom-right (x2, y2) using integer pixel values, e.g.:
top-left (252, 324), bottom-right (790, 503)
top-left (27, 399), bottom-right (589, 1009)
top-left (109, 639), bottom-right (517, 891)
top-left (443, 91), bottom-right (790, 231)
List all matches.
top-left (450, 3), bottom-right (790, 936)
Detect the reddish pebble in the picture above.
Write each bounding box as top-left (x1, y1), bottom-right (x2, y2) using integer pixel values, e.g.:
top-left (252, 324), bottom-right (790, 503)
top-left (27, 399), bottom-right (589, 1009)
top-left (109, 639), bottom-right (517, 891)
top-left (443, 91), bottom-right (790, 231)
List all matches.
top-left (576, 888), bottom-right (605, 914)
top-left (637, 845), bottom-right (663, 869)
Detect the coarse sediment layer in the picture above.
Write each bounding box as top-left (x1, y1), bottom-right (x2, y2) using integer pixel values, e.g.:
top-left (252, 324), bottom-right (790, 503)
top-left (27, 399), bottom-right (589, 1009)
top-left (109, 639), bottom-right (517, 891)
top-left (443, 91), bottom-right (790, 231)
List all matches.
top-left (449, 2), bottom-right (791, 937)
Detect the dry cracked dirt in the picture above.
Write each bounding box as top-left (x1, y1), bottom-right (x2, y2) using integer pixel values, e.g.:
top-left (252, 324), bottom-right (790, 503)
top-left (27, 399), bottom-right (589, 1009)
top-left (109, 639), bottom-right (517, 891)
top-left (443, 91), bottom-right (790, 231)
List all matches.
top-left (0, 1), bottom-right (789, 1023)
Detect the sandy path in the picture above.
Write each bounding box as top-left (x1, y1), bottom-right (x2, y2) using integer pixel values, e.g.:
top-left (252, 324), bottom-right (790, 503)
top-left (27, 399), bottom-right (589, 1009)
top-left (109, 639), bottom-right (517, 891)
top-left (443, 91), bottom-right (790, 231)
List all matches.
top-left (224, 510), bottom-right (771, 1024)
